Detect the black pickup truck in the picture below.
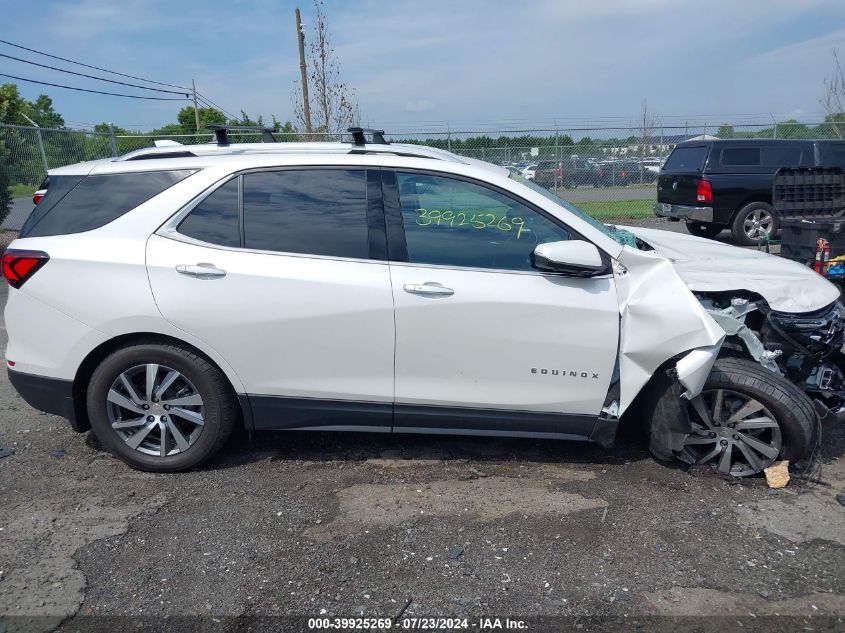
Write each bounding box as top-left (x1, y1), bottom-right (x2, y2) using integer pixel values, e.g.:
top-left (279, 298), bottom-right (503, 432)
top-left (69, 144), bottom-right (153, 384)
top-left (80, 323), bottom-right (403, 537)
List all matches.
top-left (655, 139), bottom-right (845, 245)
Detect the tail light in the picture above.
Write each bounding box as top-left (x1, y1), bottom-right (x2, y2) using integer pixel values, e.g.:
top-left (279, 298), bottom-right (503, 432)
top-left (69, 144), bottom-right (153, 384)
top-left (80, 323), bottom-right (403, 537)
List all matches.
top-left (2, 250), bottom-right (49, 289)
top-left (696, 179), bottom-right (713, 203)
top-left (620, 169), bottom-right (626, 178)
top-left (32, 189), bottom-right (46, 205)
top-left (557, 165), bottom-right (563, 177)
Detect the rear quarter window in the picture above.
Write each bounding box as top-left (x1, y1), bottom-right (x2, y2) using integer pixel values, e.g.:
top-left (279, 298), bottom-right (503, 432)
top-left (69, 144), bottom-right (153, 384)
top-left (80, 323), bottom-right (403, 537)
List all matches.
top-left (663, 146), bottom-right (708, 171)
top-left (20, 170), bottom-right (195, 238)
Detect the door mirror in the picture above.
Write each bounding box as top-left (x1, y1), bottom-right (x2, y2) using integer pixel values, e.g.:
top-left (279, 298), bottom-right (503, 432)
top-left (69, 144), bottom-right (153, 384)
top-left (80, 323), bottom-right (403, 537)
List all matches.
top-left (532, 240), bottom-right (606, 276)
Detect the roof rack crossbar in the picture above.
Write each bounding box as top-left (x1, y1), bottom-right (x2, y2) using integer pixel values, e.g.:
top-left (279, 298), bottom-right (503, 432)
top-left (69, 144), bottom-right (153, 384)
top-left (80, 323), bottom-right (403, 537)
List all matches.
top-left (347, 127), bottom-right (388, 146)
top-left (206, 125), bottom-right (277, 146)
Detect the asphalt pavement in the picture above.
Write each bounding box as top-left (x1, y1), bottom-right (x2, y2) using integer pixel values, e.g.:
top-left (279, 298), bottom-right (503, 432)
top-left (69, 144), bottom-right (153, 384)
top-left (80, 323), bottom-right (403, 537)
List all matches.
top-left (5, 198), bottom-right (32, 232)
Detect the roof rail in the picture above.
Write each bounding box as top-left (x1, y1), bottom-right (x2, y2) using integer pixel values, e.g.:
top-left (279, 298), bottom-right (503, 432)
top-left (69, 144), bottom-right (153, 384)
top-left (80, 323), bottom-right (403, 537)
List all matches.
top-left (348, 127), bottom-right (388, 146)
top-left (206, 125), bottom-right (277, 146)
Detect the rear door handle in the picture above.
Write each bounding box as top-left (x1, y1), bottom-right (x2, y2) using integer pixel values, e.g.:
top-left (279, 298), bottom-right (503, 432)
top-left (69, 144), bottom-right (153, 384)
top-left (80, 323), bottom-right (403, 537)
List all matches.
top-left (176, 263), bottom-right (227, 279)
top-left (403, 282), bottom-right (454, 297)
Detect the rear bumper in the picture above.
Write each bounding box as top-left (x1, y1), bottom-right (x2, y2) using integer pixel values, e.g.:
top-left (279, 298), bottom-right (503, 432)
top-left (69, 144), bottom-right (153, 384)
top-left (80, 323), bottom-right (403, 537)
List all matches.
top-left (8, 369), bottom-right (88, 432)
top-left (654, 202), bottom-right (714, 223)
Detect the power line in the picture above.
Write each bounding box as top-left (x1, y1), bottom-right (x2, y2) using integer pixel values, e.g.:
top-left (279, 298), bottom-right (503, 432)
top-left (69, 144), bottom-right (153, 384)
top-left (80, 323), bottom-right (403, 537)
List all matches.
top-left (0, 73), bottom-right (189, 100)
top-left (195, 92), bottom-right (238, 121)
top-left (0, 52), bottom-right (190, 96)
top-left (0, 38), bottom-right (190, 91)
top-left (0, 38), bottom-right (243, 123)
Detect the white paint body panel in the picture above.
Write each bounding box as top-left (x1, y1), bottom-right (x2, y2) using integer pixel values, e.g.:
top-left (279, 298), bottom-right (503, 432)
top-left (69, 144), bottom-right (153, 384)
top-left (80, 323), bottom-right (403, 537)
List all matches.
top-left (613, 247), bottom-right (726, 412)
top-left (389, 264), bottom-right (620, 414)
top-left (624, 225), bottom-right (840, 313)
top-left (146, 236), bottom-right (396, 402)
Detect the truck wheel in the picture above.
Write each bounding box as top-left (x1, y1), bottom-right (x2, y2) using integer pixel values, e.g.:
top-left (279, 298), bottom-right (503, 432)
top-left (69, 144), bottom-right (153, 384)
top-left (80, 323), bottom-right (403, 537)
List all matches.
top-left (645, 358), bottom-right (815, 477)
top-left (86, 341), bottom-right (238, 472)
top-left (685, 222), bottom-right (722, 239)
top-left (731, 202), bottom-right (778, 246)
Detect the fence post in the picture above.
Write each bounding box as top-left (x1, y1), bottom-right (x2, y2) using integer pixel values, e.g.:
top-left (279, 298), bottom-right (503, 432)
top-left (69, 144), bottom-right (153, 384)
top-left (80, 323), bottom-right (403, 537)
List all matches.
top-left (555, 128), bottom-right (560, 189)
top-left (35, 127), bottom-right (49, 175)
top-left (447, 122), bottom-right (452, 153)
top-left (108, 124), bottom-right (118, 156)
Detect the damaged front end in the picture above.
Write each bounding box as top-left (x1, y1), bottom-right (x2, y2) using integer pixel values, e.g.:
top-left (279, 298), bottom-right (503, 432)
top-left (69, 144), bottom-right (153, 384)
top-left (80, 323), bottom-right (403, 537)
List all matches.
top-left (700, 295), bottom-right (845, 422)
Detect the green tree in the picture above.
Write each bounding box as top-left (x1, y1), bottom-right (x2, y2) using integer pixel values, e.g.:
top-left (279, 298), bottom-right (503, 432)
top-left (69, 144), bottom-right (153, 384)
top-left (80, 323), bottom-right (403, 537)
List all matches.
top-left (176, 106), bottom-right (226, 133)
top-left (29, 95), bottom-right (64, 128)
top-left (716, 124), bottom-right (735, 139)
top-left (0, 83), bottom-right (30, 124)
top-left (93, 122), bottom-right (130, 135)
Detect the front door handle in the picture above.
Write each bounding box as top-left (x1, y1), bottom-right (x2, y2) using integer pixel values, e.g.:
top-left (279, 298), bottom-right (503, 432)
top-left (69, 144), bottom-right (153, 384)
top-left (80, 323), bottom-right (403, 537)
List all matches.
top-left (176, 263), bottom-right (227, 279)
top-left (403, 282), bottom-right (454, 297)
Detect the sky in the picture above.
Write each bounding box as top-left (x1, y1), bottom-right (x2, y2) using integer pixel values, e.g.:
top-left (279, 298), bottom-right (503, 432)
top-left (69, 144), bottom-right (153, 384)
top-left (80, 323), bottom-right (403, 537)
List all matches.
top-left (1, 0), bottom-right (844, 134)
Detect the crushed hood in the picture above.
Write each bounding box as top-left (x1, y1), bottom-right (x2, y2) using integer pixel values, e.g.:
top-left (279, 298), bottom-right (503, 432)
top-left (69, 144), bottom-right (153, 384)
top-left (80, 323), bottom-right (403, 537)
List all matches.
top-left (622, 226), bottom-right (841, 313)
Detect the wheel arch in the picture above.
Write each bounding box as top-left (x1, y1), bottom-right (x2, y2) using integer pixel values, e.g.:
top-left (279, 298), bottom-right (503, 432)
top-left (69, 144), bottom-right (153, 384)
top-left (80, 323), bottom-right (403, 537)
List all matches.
top-left (71, 332), bottom-right (249, 434)
top-left (731, 195), bottom-right (775, 220)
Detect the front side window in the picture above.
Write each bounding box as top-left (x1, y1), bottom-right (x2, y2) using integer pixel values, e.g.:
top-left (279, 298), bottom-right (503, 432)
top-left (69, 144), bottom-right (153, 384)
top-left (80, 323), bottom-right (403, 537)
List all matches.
top-left (242, 169), bottom-right (368, 258)
top-left (819, 143), bottom-right (845, 168)
top-left (761, 146), bottom-right (803, 167)
top-left (396, 172), bottom-right (570, 272)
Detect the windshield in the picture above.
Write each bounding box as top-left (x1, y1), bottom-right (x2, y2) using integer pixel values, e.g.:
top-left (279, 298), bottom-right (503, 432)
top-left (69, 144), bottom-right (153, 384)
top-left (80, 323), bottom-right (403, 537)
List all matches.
top-left (508, 171), bottom-right (638, 248)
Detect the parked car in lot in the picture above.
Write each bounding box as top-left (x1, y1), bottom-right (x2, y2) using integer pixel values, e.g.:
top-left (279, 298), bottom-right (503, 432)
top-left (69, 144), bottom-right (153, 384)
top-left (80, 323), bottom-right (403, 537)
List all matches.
top-left (655, 139), bottom-right (845, 245)
top-left (533, 158), bottom-right (599, 188)
top-left (5, 128), bottom-right (838, 476)
top-left (522, 164), bottom-right (537, 181)
top-left (597, 160), bottom-right (657, 187)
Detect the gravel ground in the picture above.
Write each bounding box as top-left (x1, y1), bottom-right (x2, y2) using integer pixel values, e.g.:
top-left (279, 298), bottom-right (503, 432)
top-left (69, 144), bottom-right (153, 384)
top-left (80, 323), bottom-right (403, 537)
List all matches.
top-left (0, 221), bottom-right (843, 633)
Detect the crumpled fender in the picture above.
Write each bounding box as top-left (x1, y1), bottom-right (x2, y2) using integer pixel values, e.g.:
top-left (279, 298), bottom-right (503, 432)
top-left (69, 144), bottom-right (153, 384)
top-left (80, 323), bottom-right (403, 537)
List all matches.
top-left (614, 247), bottom-right (726, 415)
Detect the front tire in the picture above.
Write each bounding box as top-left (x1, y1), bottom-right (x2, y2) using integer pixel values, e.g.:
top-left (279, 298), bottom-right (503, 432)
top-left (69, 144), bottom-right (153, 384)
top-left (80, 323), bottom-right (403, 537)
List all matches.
top-left (685, 222), bottom-right (723, 239)
top-left (86, 341), bottom-right (238, 472)
top-left (731, 202), bottom-right (778, 246)
top-left (646, 358), bottom-right (815, 477)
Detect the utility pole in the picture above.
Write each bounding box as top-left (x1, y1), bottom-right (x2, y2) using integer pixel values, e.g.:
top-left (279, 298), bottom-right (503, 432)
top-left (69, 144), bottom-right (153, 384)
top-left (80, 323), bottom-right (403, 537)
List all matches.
top-left (295, 8), bottom-right (313, 140)
top-left (191, 79), bottom-right (201, 134)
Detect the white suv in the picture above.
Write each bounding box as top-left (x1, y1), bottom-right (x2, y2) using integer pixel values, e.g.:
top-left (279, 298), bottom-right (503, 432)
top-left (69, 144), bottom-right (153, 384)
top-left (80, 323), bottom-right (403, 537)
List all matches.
top-left (4, 128), bottom-right (837, 474)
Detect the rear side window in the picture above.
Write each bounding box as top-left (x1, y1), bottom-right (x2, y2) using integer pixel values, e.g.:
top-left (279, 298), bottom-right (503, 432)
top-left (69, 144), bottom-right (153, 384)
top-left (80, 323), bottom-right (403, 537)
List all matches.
top-left (663, 146), bottom-right (707, 171)
top-left (242, 169), bottom-right (368, 258)
top-left (21, 170), bottom-right (194, 238)
top-left (177, 179), bottom-right (240, 247)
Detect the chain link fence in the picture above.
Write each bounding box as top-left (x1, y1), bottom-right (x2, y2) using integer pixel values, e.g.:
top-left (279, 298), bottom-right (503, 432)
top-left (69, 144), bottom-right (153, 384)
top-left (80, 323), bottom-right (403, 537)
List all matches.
top-left (2, 120), bottom-right (843, 229)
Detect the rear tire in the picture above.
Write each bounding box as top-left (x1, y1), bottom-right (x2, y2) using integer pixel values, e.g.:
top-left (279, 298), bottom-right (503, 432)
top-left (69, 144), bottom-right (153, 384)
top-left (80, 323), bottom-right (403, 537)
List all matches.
top-left (731, 202), bottom-right (778, 246)
top-left (685, 222), bottom-right (722, 239)
top-left (644, 358), bottom-right (815, 477)
top-left (86, 341), bottom-right (238, 472)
